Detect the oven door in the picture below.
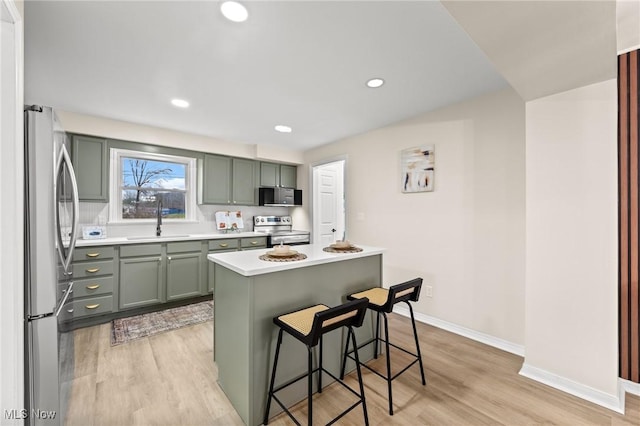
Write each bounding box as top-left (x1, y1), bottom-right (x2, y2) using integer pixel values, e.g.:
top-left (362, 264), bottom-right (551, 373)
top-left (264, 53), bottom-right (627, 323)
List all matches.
top-left (268, 233), bottom-right (310, 247)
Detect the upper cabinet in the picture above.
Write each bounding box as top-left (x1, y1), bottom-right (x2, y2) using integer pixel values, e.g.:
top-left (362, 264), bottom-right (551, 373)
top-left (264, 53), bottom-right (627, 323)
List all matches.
top-left (71, 135), bottom-right (109, 202)
top-left (260, 162), bottom-right (297, 188)
top-left (200, 154), bottom-right (232, 204)
top-left (232, 158), bottom-right (258, 205)
top-left (280, 164), bottom-right (297, 188)
top-left (199, 154), bottom-right (258, 205)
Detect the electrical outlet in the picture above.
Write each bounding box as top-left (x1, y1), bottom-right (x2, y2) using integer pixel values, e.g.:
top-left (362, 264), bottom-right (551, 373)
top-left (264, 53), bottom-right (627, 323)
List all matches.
top-left (425, 285), bottom-right (433, 298)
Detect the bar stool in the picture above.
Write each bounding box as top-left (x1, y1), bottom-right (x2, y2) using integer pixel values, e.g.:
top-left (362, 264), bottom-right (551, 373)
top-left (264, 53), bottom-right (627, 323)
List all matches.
top-left (340, 278), bottom-right (426, 415)
top-left (263, 298), bottom-right (370, 425)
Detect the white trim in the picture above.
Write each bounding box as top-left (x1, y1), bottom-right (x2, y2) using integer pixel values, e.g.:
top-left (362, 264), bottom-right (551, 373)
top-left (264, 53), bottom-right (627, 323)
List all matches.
top-left (518, 363), bottom-right (624, 414)
top-left (0, 0), bottom-right (24, 423)
top-left (393, 305), bottom-right (525, 356)
top-left (620, 378), bottom-right (640, 397)
top-left (109, 148), bottom-right (197, 223)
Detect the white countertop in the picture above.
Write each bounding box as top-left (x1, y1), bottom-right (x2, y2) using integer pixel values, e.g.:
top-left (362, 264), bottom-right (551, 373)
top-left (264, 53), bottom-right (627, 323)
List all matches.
top-left (207, 243), bottom-right (385, 277)
top-left (74, 232), bottom-right (265, 247)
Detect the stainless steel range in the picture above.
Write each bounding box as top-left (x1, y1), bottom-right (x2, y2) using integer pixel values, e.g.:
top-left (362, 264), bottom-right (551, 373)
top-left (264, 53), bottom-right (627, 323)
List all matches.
top-left (253, 215), bottom-right (310, 247)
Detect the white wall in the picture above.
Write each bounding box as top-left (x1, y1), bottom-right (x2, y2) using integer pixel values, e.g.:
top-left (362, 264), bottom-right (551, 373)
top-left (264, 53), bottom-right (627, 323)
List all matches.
top-left (523, 79), bottom-right (619, 408)
top-left (299, 88), bottom-right (526, 346)
top-left (617, 0), bottom-right (640, 54)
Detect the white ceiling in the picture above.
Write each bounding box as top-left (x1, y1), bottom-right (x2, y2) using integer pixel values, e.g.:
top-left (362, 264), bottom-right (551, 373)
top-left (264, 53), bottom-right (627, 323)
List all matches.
top-left (24, 0), bottom-right (508, 151)
top-left (443, 0), bottom-right (617, 102)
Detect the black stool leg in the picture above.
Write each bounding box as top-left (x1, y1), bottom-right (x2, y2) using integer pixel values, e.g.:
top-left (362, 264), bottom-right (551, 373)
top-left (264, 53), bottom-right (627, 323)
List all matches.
top-left (339, 326), bottom-right (353, 380)
top-left (350, 326), bottom-right (369, 426)
top-left (382, 312), bottom-right (393, 415)
top-left (407, 301), bottom-right (426, 386)
top-left (374, 311), bottom-right (381, 359)
top-left (263, 329), bottom-right (284, 425)
top-left (307, 345), bottom-right (313, 425)
top-left (318, 335), bottom-right (323, 393)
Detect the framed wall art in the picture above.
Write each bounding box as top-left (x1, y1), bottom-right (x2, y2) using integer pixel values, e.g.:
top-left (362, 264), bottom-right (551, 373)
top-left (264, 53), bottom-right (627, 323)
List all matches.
top-left (400, 145), bottom-right (434, 193)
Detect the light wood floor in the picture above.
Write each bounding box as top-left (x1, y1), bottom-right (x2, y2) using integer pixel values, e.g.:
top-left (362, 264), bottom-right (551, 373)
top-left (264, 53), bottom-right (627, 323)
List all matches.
top-left (64, 313), bottom-right (639, 425)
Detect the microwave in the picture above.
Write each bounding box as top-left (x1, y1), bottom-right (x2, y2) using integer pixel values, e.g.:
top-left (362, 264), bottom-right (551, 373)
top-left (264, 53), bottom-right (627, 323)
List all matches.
top-left (259, 187), bottom-right (302, 206)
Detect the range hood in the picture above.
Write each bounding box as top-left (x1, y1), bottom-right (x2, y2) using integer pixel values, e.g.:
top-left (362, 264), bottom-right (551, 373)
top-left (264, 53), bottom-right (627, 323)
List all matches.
top-left (259, 187), bottom-right (302, 206)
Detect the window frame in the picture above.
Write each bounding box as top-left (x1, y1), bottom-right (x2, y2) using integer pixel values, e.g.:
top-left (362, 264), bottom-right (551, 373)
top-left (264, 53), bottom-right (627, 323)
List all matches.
top-left (109, 148), bottom-right (197, 223)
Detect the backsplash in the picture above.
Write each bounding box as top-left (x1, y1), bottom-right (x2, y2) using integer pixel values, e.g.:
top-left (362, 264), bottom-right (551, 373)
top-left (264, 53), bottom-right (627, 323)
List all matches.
top-left (78, 202), bottom-right (292, 238)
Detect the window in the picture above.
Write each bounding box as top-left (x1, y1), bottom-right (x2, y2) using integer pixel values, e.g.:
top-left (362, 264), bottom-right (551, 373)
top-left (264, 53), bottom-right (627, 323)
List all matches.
top-left (109, 148), bottom-right (197, 222)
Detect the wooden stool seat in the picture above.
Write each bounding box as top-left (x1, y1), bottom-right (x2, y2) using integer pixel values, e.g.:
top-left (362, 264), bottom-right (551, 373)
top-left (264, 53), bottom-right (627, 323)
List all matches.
top-left (341, 278), bottom-right (426, 415)
top-left (264, 298), bottom-right (370, 425)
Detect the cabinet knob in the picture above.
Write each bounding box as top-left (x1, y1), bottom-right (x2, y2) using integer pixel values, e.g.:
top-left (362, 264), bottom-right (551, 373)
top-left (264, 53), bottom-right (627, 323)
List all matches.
top-left (86, 268), bottom-right (100, 273)
top-left (85, 304), bottom-right (100, 310)
top-left (86, 253), bottom-right (100, 258)
top-left (220, 243), bottom-right (229, 248)
top-left (86, 284), bottom-right (100, 290)
top-left (167, 256), bottom-right (172, 262)
top-left (251, 241), bottom-right (258, 245)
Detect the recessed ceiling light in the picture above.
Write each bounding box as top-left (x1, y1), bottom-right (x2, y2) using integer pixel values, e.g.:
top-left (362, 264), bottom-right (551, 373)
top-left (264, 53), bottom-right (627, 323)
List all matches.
top-left (171, 99), bottom-right (190, 108)
top-left (366, 78), bottom-right (385, 88)
top-left (274, 125), bottom-right (292, 133)
top-left (221, 1), bottom-right (248, 22)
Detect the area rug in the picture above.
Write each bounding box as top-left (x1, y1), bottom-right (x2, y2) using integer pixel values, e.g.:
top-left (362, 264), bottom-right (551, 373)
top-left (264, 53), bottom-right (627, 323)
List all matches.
top-left (111, 300), bottom-right (214, 346)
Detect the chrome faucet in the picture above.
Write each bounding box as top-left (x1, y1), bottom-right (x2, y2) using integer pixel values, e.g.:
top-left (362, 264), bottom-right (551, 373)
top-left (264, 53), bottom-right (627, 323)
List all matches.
top-left (156, 198), bottom-right (162, 237)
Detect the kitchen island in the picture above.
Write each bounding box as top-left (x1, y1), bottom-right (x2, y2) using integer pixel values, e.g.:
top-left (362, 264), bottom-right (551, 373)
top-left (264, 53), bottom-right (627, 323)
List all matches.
top-left (208, 243), bottom-right (384, 426)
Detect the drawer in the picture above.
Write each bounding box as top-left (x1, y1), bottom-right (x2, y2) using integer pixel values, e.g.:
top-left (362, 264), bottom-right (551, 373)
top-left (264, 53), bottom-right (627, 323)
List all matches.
top-left (208, 238), bottom-right (239, 251)
top-left (73, 246), bottom-right (115, 261)
top-left (241, 236), bottom-right (267, 249)
top-left (72, 260), bottom-right (114, 279)
top-left (61, 295), bottom-right (113, 320)
top-left (167, 241), bottom-right (202, 254)
top-left (61, 276), bottom-right (113, 299)
top-left (120, 243), bottom-right (162, 258)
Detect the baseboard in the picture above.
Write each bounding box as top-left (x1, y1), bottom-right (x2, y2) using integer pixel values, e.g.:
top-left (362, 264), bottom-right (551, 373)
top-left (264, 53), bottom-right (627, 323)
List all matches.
top-left (392, 305), bottom-right (525, 356)
top-left (391, 306), bottom-right (631, 413)
top-left (620, 378), bottom-right (640, 397)
top-left (519, 363), bottom-right (624, 414)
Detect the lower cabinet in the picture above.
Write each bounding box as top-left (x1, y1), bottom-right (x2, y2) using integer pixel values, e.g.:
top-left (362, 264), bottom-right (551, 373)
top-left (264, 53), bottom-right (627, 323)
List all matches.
top-left (207, 239), bottom-right (239, 295)
top-left (167, 241), bottom-right (202, 301)
top-left (64, 237), bottom-right (269, 324)
top-left (119, 244), bottom-right (163, 309)
top-left (63, 245), bottom-right (116, 322)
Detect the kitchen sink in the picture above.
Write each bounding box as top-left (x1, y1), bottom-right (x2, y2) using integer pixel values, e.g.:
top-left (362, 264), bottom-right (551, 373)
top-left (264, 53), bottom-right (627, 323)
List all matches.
top-left (126, 234), bottom-right (191, 241)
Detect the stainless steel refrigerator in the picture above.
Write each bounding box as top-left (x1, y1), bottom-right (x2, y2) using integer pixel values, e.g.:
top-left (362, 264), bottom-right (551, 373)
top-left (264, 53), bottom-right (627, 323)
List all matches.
top-left (24, 105), bottom-right (79, 426)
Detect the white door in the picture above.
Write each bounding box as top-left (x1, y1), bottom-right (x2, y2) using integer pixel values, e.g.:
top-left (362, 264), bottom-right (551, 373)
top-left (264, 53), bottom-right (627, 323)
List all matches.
top-left (312, 160), bottom-right (345, 246)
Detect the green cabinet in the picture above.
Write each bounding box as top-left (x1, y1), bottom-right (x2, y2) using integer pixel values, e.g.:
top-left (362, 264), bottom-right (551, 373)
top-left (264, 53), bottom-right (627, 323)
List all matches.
top-left (280, 164), bottom-right (297, 188)
top-left (200, 155), bottom-right (258, 205)
top-left (62, 245), bottom-right (116, 322)
top-left (167, 241), bottom-right (202, 301)
top-left (240, 236), bottom-right (267, 250)
top-left (71, 135), bottom-right (109, 202)
top-left (207, 238), bottom-right (239, 295)
top-left (200, 154), bottom-right (232, 204)
top-left (260, 162), bottom-right (297, 188)
top-left (259, 162), bottom-right (279, 187)
top-left (206, 237), bottom-right (266, 294)
top-left (232, 158), bottom-right (258, 205)
top-left (119, 244), bottom-right (163, 309)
